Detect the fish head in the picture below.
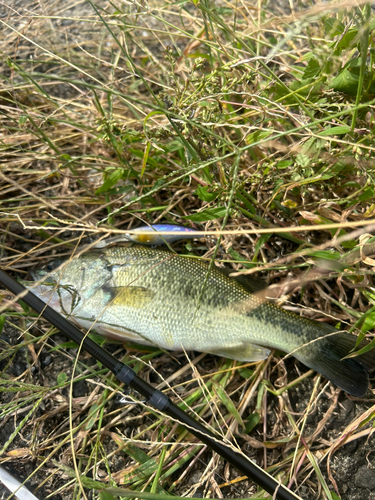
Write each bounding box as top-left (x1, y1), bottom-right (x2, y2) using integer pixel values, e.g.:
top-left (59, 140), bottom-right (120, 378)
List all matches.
top-left (30, 252), bottom-right (113, 315)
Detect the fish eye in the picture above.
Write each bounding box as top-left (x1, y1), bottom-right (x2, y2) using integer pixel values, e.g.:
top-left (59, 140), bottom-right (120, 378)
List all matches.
top-left (45, 260), bottom-right (61, 272)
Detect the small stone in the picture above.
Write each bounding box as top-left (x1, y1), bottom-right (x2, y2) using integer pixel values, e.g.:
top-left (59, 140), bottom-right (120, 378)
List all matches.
top-left (354, 466), bottom-right (375, 489)
top-left (188, 471), bottom-right (202, 485)
top-left (72, 380), bottom-right (87, 398)
top-left (41, 354), bottom-right (52, 368)
top-left (342, 439), bottom-right (358, 454)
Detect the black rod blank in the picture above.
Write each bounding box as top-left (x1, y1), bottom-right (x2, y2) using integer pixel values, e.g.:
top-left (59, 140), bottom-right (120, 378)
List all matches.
top-left (0, 268), bottom-right (301, 500)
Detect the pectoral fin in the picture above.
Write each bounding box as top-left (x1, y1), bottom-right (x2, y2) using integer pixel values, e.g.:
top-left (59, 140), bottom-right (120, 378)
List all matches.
top-left (208, 343), bottom-right (270, 362)
top-left (103, 286), bottom-right (154, 308)
top-left (95, 324), bottom-right (149, 343)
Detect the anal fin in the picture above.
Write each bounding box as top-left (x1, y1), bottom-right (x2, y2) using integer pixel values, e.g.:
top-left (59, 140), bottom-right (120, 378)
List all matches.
top-left (208, 343), bottom-right (270, 362)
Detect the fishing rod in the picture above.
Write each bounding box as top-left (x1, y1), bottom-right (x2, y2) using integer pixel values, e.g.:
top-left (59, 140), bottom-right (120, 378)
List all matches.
top-left (0, 268), bottom-right (301, 500)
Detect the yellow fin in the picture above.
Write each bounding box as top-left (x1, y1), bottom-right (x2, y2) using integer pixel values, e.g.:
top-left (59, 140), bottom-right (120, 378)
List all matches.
top-left (104, 286), bottom-right (154, 308)
top-left (208, 343), bottom-right (270, 362)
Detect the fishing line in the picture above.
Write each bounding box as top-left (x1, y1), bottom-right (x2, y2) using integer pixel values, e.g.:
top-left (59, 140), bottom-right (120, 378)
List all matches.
top-left (0, 268), bottom-right (302, 500)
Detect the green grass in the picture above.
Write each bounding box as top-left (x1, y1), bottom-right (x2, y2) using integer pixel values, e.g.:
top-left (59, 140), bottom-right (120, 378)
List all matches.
top-left (1, 1), bottom-right (375, 499)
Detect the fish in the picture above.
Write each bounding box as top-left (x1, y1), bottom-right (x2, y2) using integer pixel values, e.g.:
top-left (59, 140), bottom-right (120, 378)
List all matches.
top-left (93, 224), bottom-right (206, 248)
top-left (30, 245), bottom-right (375, 397)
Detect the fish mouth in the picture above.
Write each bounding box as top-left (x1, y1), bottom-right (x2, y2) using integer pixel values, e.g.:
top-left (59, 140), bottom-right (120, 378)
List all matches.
top-left (27, 270), bottom-right (62, 308)
top-left (30, 269), bottom-right (59, 289)
top-left (30, 269), bottom-right (48, 281)
top-left (26, 281), bottom-right (62, 310)
top-left (30, 270), bottom-right (38, 281)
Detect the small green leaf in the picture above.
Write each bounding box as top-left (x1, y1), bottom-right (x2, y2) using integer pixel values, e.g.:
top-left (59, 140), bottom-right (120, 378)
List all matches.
top-left (358, 188), bottom-right (374, 202)
top-left (227, 248), bottom-right (255, 268)
top-left (295, 153), bottom-right (310, 169)
top-left (273, 200), bottom-right (294, 218)
top-left (245, 129), bottom-right (273, 145)
top-left (304, 250), bottom-right (341, 260)
top-left (181, 207), bottom-right (228, 222)
top-left (238, 368), bottom-right (254, 378)
top-left (336, 30), bottom-right (358, 51)
top-left (330, 491), bottom-right (342, 500)
top-left (129, 149), bottom-right (158, 167)
top-left (276, 160), bottom-right (293, 170)
top-left (126, 443), bottom-right (152, 464)
top-left (57, 372), bottom-right (68, 385)
top-left (330, 68), bottom-right (359, 95)
top-left (60, 153), bottom-right (72, 161)
top-left (141, 142), bottom-right (151, 178)
top-left (0, 315), bottom-right (5, 335)
top-left (318, 126), bottom-right (350, 136)
top-left (50, 341), bottom-right (79, 352)
top-left (18, 300), bottom-right (30, 313)
top-left (196, 186), bottom-right (218, 202)
top-left (121, 459), bottom-right (158, 482)
top-left (99, 491), bottom-right (117, 500)
top-left (19, 114), bottom-right (27, 126)
top-left (318, 161), bottom-right (346, 177)
top-left (360, 314), bottom-right (375, 334)
top-left (245, 412), bottom-right (261, 433)
top-left (345, 57), bottom-right (361, 69)
top-left (303, 58), bottom-right (321, 79)
top-left (95, 169), bottom-right (124, 195)
top-left (324, 18), bottom-right (345, 37)
top-left (212, 381), bottom-right (245, 428)
top-left (253, 234), bottom-right (272, 260)
top-left (85, 403), bottom-right (100, 431)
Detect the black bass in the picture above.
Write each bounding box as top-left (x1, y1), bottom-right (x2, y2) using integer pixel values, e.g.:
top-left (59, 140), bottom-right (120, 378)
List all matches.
top-left (31, 246), bottom-right (375, 397)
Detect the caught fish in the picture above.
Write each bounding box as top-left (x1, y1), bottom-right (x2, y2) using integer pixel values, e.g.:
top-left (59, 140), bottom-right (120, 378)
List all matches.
top-left (30, 246), bottom-right (375, 397)
top-left (94, 224), bottom-right (206, 248)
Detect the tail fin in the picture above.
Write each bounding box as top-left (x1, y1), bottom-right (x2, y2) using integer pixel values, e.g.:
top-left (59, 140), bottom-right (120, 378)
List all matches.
top-left (296, 333), bottom-right (375, 397)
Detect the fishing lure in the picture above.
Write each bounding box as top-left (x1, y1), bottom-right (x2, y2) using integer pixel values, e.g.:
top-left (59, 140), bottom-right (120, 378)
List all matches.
top-left (93, 224), bottom-right (206, 248)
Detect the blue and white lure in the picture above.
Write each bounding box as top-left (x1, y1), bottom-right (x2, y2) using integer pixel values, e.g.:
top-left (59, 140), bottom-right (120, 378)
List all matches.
top-left (94, 224), bottom-right (206, 248)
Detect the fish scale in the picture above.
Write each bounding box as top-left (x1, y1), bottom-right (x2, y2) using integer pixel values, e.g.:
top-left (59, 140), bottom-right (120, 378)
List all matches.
top-left (30, 245), bottom-right (375, 397)
top-left (103, 247), bottom-right (318, 352)
top-left (103, 246), bottom-right (265, 350)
